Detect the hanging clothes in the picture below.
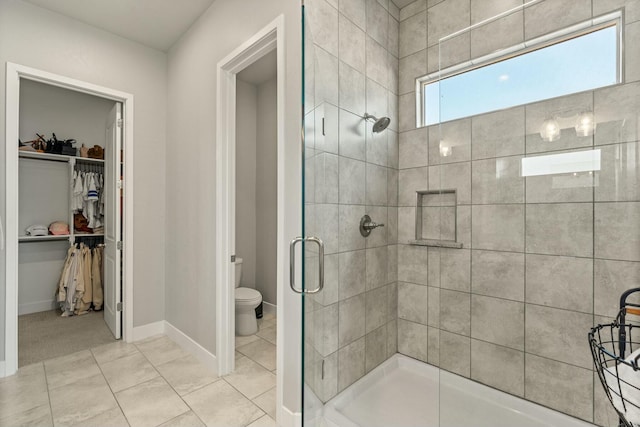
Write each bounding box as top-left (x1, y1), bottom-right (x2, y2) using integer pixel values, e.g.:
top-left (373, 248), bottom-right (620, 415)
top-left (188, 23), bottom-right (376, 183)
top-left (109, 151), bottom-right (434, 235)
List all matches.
top-left (74, 245), bottom-right (93, 315)
top-left (86, 173), bottom-right (100, 228)
top-left (98, 173), bottom-right (105, 216)
top-left (72, 170), bottom-right (84, 213)
top-left (92, 246), bottom-right (104, 311)
top-left (57, 245), bottom-right (85, 316)
top-left (71, 169), bottom-right (104, 232)
top-left (56, 243), bottom-right (104, 316)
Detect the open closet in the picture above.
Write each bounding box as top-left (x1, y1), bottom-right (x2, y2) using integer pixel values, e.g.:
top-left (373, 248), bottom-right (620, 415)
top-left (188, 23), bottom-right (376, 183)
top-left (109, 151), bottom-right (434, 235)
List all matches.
top-left (16, 79), bottom-right (123, 366)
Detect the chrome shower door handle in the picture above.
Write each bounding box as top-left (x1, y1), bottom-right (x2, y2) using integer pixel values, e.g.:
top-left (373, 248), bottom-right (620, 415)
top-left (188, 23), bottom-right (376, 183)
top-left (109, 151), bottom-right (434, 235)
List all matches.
top-left (304, 236), bottom-right (324, 294)
top-left (289, 236), bottom-right (325, 294)
top-left (289, 237), bottom-right (304, 294)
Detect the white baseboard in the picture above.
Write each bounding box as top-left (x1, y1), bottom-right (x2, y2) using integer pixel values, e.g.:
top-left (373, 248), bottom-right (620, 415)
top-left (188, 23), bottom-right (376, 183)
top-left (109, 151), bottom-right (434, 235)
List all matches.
top-left (279, 406), bottom-right (301, 427)
top-left (19, 300), bottom-right (57, 315)
top-left (164, 321), bottom-right (217, 375)
top-left (263, 301), bottom-right (276, 316)
top-left (131, 321), bottom-right (165, 342)
top-left (1, 321), bottom-right (217, 380)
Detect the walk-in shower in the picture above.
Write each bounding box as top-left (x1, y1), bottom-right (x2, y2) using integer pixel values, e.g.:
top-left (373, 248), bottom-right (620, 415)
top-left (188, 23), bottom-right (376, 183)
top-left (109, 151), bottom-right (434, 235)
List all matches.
top-left (301, 0), bottom-right (638, 426)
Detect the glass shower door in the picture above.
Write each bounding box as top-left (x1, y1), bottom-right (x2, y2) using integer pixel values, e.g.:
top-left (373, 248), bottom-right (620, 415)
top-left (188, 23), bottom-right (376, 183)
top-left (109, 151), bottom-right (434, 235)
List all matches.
top-left (301, 3), bottom-right (336, 426)
top-left (301, 0), bottom-right (398, 423)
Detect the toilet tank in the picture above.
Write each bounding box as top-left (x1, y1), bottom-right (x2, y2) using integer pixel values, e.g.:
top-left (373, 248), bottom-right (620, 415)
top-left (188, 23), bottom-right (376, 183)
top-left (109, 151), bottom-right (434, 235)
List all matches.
top-left (235, 258), bottom-right (243, 288)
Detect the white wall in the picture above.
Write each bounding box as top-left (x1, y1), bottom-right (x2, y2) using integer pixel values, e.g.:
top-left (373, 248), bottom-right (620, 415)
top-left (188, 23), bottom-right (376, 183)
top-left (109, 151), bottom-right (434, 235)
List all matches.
top-left (255, 78), bottom-right (278, 306)
top-left (165, 0), bottom-right (301, 413)
top-left (235, 76), bottom-right (278, 306)
top-left (0, 0), bottom-right (168, 360)
top-left (18, 159), bottom-right (69, 315)
top-left (235, 79), bottom-right (258, 288)
top-left (19, 79), bottom-right (115, 149)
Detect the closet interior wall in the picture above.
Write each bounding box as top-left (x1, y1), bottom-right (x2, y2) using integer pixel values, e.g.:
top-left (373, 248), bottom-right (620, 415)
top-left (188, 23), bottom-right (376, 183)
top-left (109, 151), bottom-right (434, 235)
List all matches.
top-left (18, 79), bottom-right (115, 315)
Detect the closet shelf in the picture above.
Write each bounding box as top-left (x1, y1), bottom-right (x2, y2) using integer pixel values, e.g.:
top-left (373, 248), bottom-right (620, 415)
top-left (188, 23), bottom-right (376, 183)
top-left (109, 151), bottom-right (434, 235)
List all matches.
top-left (19, 234), bottom-right (69, 242)
top-left (75, 233), bottom-right (105, 238)
top-left (19, 151), bottom-right (104, 164)
top-left (19, 233), bottom-right (104, 243)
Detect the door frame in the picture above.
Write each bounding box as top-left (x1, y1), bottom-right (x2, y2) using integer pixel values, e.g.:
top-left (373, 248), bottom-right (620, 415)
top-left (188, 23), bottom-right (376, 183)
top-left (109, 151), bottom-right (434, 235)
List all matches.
top-left (4, 63), bottom-right (135, 377)
top-left (215, 14), bottom-right (289, 422)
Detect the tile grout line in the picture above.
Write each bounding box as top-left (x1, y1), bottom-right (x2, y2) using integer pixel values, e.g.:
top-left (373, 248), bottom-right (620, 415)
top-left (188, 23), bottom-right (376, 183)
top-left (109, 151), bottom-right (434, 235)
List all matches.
top-left (162, 409), bottom-right (207, 427)
top-left (29, 332), bottom-right (275, 427)
top-left (409, 317), bottom-right (595, 373)
top-left (397, 241), bottom-right (637, 263)
top-left (335, 0), bottom-right (346, 394)
top-left (468, 85), bottom-right (474, 380)
top-left (220, 375), bottom-right (268, 420)
top-left (42, 362), bottom-right (55, 426)
top-left (134, 336), bottom-right (244, 426)
top-left (590, 86), bottom-right (596, 424)
top-left (236, 336), bottom-right (278, 371)
top-left (89, 347), bottom-right (134, 427)
top-left (251, 385), bottom-right (278, 419)
top-left (523, 91), bottom-right (528, 401)
top-left (129, 339), bottom-right (197, 426)
top-left (226, 330), bottom-right (278, 413)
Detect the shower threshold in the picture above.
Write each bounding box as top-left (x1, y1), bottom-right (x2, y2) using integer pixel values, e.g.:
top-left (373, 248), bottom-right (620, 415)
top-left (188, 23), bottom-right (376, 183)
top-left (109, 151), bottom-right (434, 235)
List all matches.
top-left (322, 354), bottom-right (596, 427)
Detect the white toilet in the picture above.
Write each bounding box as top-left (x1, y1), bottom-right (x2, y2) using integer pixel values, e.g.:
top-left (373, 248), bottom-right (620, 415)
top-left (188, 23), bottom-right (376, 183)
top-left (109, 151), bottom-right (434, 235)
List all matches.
top-left (234, 257), bottom-right (263, 336)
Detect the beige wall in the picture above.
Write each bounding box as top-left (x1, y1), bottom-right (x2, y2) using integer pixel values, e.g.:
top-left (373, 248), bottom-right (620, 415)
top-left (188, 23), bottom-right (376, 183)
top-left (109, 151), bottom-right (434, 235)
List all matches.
top-left (165, 0), bottom-right (302, 412)
top-left (255, 78), bottom-right (278, 306)
top-left (235, 77), bottom-right (278, 305)
top-left (396, 1), bottom-right (640, 426)
top-left (236, 79), bottom-right (258, 288)
top-left (0, 0), bottom-right (168, 360)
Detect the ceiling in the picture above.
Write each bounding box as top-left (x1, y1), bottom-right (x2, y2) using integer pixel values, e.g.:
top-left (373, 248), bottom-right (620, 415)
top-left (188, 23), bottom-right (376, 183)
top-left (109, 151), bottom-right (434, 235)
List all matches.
top-left (24, 0), bottom-right (412, 52)
top-left (23, 0), bottom-right (216, 51)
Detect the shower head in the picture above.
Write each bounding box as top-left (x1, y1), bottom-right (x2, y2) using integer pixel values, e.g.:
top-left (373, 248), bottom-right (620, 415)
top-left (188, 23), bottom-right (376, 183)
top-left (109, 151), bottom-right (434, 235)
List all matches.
top-left (364, 113), bottom-right (391, 133)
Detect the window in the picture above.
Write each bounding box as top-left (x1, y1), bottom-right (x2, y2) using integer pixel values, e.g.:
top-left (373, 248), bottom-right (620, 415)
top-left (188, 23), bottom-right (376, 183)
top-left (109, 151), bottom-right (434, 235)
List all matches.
top-left (420, 15), bottom-right (621, 127)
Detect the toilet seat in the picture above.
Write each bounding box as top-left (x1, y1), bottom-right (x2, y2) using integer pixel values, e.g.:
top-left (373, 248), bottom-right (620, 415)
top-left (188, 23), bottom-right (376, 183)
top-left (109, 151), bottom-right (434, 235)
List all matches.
top-left (236, 287), bottom-right (261, 304)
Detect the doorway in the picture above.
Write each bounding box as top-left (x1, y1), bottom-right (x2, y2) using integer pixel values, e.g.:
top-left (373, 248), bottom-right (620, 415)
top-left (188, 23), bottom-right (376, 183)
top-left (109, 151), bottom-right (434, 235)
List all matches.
top-left (4, 63), bottom-right (134, 377)
top-left (233, 45), bottom-right (278, 386)
top-left (215, 15), bottom-right (289, 424)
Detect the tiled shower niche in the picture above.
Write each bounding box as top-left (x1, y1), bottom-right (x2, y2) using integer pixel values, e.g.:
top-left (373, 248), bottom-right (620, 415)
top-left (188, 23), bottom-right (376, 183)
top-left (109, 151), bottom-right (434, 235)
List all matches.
top-left (411, 189), bottom-right (463, 248)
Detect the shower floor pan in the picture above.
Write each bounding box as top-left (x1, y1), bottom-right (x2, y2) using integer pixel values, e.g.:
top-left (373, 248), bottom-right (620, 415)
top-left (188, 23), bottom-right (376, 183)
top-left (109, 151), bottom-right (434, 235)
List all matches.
top-left (323, 354), bottom-right (595, 427)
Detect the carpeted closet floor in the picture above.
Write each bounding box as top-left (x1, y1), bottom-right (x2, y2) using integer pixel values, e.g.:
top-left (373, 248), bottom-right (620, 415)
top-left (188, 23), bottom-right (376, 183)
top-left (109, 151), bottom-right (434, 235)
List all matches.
top-left (18, 309), bottom-right (116, 367)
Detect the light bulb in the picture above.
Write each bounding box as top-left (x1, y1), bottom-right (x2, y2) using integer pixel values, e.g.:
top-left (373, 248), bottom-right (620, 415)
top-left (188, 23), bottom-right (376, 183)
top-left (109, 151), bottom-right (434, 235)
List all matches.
top-left (575, 111), bottom-right (596, 137)
top-left (540, 118), bottom-right (561, 142)
top-left (439, 141), bottom-right (452, 157)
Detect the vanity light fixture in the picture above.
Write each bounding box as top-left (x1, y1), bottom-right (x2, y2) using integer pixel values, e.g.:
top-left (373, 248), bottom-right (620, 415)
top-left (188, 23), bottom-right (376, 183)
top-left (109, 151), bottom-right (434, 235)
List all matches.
top-left (439, 140), bottom-right (452, 157)
top-left (540, 117), bottom-right (561, 142)
top-left (575, 111), bottom-right (596, 137)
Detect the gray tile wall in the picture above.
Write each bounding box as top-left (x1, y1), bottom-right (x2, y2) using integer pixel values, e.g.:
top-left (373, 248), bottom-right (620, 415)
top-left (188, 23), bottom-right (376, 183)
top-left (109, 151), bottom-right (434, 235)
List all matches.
top-left (304, 0), bottom-right (399, 404)
top-left (396, 0), bottom-right (640, 425)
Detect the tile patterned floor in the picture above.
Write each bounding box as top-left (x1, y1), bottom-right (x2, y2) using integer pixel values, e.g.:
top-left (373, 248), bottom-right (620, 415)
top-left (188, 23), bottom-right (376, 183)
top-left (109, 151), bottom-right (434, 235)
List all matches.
top-left (0, 314), bottom-right (278, 427)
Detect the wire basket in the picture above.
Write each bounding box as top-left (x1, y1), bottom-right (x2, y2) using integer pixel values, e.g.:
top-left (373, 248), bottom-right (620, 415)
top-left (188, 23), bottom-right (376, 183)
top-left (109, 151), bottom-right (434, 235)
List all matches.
top-left (590, 288), bottom-right (640, 427)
